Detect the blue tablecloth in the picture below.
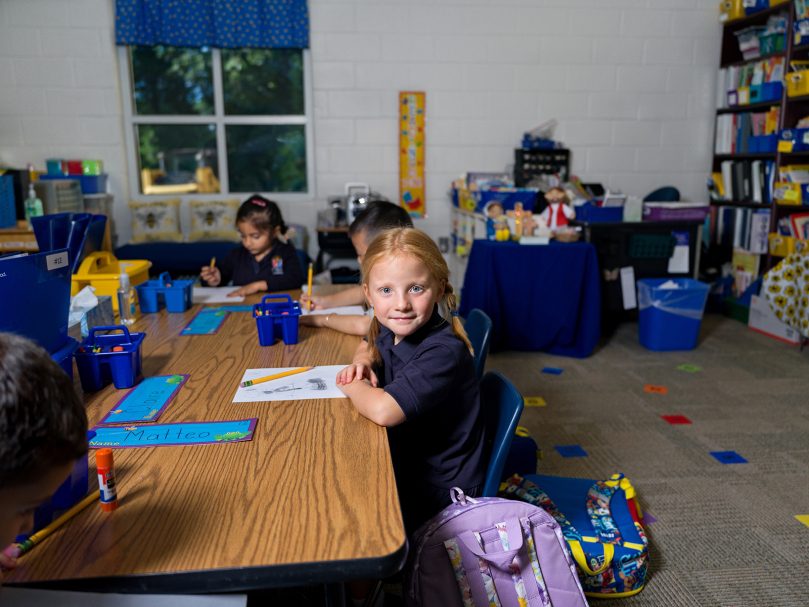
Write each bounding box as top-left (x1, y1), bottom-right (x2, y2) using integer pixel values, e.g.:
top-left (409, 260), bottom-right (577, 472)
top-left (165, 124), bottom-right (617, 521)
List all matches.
top-left (459, 240), bottom-right (601, 357)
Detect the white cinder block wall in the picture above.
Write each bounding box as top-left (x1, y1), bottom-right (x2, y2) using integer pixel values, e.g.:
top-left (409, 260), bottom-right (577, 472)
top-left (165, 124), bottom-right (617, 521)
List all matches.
top-left (0, 0), bottom-right (721, 249)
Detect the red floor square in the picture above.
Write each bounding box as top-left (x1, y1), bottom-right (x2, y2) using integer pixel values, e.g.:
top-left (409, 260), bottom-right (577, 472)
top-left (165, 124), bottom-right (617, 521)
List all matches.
top-left (661, 414), bottom-right (692, 425)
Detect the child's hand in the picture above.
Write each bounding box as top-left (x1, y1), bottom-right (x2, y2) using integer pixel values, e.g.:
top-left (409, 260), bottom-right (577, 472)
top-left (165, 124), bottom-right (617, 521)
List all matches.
top-left (0, 544), bottom-right (20, 571)
top-left (299, 293), bottom-right (329, 310)
top-left (229, 281), bottom-right (266, 298)
top-left (200, 265), bottom-right (221, 286)
top-left (336, 363), bottom-right (378, 387)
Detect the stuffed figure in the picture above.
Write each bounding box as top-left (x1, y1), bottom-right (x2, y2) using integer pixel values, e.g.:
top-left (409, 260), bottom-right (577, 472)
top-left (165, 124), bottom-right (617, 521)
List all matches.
top-left (539, 187), bottom-right (575, 230)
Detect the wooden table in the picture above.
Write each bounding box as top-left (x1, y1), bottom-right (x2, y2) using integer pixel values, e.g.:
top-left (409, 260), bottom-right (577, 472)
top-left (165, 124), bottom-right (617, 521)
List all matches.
top-left (0, 220), bottom-right (38, 253)
top-left (6, 293), bottom-right (406, 593)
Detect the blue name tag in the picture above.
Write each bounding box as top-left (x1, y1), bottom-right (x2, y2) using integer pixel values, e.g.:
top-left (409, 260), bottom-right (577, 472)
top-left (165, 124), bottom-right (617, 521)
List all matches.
top-left (90, 419), bottom-right (257, 449)
top-left (99, 375), bottom-right (189, 424)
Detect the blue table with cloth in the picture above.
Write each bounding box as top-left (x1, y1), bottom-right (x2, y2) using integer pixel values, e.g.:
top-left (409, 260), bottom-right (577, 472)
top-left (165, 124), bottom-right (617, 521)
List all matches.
top-left (458, 240), bottom-right (601, 357)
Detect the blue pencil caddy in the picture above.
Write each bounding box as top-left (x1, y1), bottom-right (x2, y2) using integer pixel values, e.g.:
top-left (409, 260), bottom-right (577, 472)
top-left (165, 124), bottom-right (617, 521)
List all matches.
top-left (16, 452), bottom-right (89, 544)
top-left (75, 325), bottom-right (145, 391)
top-left (136, 272), bottom-right (194, 313)
top-left (253, 294), bottom-right (301, 346)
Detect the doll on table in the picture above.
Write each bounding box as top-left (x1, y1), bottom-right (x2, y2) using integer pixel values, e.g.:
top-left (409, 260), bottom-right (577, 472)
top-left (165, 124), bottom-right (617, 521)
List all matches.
top-left (539, 186), bottom-right (575, 230)
top-left (484, 201), bottom-right (510, 241)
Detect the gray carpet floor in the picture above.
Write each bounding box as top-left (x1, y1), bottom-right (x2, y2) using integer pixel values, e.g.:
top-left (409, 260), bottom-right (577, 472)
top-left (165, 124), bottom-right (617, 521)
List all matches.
top-left (486, 314), bottom-right (809, 607)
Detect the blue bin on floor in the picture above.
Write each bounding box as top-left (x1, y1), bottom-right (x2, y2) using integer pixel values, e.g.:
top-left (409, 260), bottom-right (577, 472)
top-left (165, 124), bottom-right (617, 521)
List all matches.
top-left (136, 272), bottom-right (194, 313)
top-left (74, 325), bottom-right (145, 391)
top-left (637, 278), bottom-right (710, 351)
top-left (50, 336), bottom-right (80, 379)
top-left (253, 294), bottom-right (301, 346)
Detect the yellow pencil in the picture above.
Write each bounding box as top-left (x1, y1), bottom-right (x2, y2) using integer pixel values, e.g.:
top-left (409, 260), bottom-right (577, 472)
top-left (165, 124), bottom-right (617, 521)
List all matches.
top-left (210, 256), bottom-right (216, 269)
top-left (15, 491), bottom-right (98, 557)
top-left (306, 262), bottom-right (314, 310)
top-left (239, 366), bottom-right (313, 388)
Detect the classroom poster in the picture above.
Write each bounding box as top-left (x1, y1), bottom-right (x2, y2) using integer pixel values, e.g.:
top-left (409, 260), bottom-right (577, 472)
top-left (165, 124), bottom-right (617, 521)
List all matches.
top-left (399, 91), bottom-right (426, 218)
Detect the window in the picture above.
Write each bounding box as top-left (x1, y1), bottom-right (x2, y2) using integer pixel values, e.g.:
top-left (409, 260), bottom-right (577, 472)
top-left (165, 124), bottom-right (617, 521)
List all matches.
top-left (120, 45), bottom-right (311, 197)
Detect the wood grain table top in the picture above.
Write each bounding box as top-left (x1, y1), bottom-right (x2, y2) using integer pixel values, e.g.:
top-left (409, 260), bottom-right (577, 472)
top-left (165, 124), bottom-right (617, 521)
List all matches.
top-left (6, 291), bottom-right (406, 593)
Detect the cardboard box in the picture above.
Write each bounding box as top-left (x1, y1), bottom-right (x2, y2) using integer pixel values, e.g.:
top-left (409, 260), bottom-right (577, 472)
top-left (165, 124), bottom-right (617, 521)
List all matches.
top-left (748, 294), bottom-right (801, 344)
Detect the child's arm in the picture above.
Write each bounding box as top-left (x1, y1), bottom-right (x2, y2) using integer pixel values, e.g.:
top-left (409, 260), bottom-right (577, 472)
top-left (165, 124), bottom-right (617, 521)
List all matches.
top-left (299, 313), bottom-right (371, 336)
top-left (338, 378), bottom-right (406, 427)
top-left (300, 285), bottom-right (365, 310)
top-left (229, 280), bottom-right (267, 297)
top-left (200, 265), bottom-right (221, 286)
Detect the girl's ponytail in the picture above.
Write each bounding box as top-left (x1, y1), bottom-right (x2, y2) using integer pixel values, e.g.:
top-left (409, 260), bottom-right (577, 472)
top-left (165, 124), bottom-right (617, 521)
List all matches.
top-left (444, 283), bottom-right (473, 355)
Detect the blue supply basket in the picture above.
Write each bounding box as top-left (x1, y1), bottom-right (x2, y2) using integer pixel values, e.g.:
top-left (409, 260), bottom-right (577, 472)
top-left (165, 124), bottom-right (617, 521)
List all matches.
top-left (136, 272), bottom-right (194, 313)
top-left (253, 294), bottom-right (301, 346)
top-left (74, 325), bottom-right (145, 391)
top-left (0, 248), bottom-right (71, 353)
top-left (637, 278), bottom-right (710, 351)
top-left (15, 453), bottom-right (89, 544)
top-left (50, 336), bottom-right (80, 379)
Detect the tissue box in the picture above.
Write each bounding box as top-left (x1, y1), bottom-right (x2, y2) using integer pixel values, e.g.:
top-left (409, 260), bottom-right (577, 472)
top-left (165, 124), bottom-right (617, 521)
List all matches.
top-left (69, 290), bottom-right (115, 339)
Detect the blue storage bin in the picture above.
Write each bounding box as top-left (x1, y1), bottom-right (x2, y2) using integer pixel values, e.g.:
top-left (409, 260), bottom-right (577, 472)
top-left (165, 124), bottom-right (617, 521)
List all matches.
top-left (38, 173), bottom-right (108, 194)
top-left (637, 278), bottom-right (710, 351)
top-left (136, 272), bottom-right (194, 313)
top-left (50, 336), bottom-right (80, 379)
top-left (748, 133), bottom-right (778, 153)
top-left (75, 325), bottom-right (145, 391)
top-left (749, 81), bottom-right (783, 104)
top-left (0, 248), bottom-right (71, 353)
top-left (575, 202), bottom-right (623, 223)
top-left (0, 174), bottom-right (15, 228)
top-left (253, 294), bottom-right (301, 346)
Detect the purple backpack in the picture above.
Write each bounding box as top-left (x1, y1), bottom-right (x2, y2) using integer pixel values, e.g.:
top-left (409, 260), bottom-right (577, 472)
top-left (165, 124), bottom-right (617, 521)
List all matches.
top-left (404, 488), bottom-right (589, 607)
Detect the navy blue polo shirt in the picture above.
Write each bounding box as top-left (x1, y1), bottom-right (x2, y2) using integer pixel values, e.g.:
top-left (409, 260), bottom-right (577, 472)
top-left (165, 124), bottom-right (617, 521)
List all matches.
top-left (213, 240), bottom-right (303, 291)
top-left (375, 307), bottom-right (485, 532)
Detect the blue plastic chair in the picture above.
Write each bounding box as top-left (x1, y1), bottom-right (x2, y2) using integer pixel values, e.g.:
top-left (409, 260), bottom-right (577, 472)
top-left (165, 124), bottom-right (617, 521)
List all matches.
top-left (480, 371), bottom-right (525, 497)
top-left (643, 186), bottom-right (680, 202)
top-left (465, 308), bottom-right (492, 379)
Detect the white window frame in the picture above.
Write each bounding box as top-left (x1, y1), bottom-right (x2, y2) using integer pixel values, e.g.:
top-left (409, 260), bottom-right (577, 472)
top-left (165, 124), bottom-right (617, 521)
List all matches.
top-left (117, 45), bottom-right (314, 202)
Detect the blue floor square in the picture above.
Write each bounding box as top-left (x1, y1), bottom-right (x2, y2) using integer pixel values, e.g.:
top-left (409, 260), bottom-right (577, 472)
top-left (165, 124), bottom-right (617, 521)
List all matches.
top-left (555, 444), bottom-right (588, 458)
top-left (710, 450), bottom-right (747, 464)
top-left (542, 367), bottom-right (563, 375)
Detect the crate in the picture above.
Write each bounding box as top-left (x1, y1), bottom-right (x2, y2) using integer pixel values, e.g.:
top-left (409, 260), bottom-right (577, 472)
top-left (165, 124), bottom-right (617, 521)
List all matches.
top-left (253, 294), bottom-right (301, 346)
top-left (514, 148), bottom-right (570, 186)
top-left (749, 82), bottom-right (783, 105)
top-left (71, 251), bottom-right (152, 313)
top-left (136, 272), bottom-right (194, 313)
top-left (773, 181), bottom-right (809, 205)
top-left (74, 325), bottom-right (145, 391)
top-left (39, 173), bottom-right (108, 195)
top-left (642, 202), bottom-right (710, 222)
top-left (720, 0), bottom-right (745, 22)
top-left (0, 174), bottom-right (15, 228)
top-left (638, 278), bottom-right (710, 351)
top-left (778, 127), bottom-right (809, 153)
top-left (748, 133), bottom-right (778, 152)
top-left (786, 70), bottom-right (809, 97)
top-left (575, 203), bottom-right (623, 223)
top-left (0, 248), bottom-right (72, 353)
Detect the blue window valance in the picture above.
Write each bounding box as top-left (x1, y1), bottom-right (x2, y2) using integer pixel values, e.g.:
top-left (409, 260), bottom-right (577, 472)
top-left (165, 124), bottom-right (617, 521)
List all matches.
top-left (115, 0), bottom-right (309, 49)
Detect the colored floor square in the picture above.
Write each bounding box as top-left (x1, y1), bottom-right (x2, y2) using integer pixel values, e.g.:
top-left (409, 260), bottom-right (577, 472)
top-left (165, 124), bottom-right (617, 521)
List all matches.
top-left (525, 396), bottom-right (547, 407)
top-left (661, 414), bottom-right (692, 425)
top-left (710, 450), bottom-right (747, 464)
top-left (676, 363), bottom-right (702, 373)
top-left (642, 512), bottom-right (657, 525)
top-left (795, 515), bottom-right (809, 528)
top-left (555, 444), bottom-right (588, 458)
top-left (542, 367), bottom-right (563, 375)
top-left (644, 384), bottom-right (668, 395)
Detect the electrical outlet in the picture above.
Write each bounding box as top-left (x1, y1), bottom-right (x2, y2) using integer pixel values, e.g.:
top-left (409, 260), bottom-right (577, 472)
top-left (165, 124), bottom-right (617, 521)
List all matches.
top-left (438, 237), bottom-right (450, 253)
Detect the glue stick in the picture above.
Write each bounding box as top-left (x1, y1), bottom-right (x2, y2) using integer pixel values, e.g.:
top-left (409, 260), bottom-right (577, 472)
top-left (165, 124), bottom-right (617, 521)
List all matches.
top-left (96, 448), bottom-right (119, 512)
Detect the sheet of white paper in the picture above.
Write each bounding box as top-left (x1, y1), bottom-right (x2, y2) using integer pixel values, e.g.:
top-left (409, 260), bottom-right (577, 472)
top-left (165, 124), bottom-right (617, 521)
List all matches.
top-left (667, 230), bottom-right (690, 274)
top-left (0, 588), bottom-right (246, 607)
top-left (301, 305), bottom-right (366, 316)
top-left (233, 365), bottom-right (348, 402)
top-left (192, 287), bottom-right (245, 304)
top-left (620, 266), bottom-right (637, 310)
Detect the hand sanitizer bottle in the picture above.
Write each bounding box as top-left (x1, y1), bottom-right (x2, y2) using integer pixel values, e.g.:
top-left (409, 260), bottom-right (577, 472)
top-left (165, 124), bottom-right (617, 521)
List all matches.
top-left (117, 273), bottom-right (136, 325)
top-left (24, 183), bottom-right (44, 227)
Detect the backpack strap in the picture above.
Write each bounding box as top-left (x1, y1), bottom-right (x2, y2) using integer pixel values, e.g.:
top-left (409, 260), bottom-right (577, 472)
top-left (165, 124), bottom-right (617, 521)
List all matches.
top-left (567, 539), bottom-right (614, 575)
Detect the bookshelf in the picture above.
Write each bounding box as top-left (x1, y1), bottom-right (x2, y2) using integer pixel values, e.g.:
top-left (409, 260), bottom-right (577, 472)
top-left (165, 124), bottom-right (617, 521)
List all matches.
top-left (710, 1), bottom-right (797, 284)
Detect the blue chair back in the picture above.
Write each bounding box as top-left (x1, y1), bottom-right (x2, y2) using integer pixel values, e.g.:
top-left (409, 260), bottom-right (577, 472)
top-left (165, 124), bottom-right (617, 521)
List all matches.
top-left (480, 371), bottom-right (524, 497)
top-left (643, 186), bottom-right (680, 202)
top-left (465, 308), bottom-right (492, 379)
